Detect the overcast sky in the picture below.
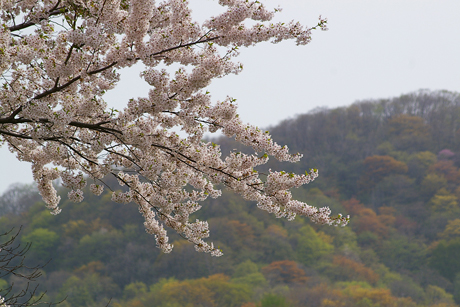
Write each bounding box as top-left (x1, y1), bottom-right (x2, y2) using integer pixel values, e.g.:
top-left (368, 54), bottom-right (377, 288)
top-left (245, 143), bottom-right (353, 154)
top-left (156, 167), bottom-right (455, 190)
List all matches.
top-left (1, 0), bottom-right (460, 194)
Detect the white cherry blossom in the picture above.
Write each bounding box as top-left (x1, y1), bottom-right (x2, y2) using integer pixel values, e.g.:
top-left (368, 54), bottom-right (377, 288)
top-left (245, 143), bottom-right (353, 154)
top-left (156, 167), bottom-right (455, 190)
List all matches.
top-left (0, 0), bottom-right (347, 256)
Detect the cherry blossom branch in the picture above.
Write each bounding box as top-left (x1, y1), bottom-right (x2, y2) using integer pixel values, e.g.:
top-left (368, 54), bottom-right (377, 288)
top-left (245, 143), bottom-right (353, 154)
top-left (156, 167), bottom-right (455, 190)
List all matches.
top-left (8, 7), bottom-right (67, 32)
top-left (0, 0), bottom-right (347, 257)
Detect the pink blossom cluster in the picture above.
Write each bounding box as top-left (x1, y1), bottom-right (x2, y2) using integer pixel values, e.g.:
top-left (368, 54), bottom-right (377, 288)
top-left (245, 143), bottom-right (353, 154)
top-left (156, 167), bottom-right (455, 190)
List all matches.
top-left (0, 0), bottom-right (347, 255)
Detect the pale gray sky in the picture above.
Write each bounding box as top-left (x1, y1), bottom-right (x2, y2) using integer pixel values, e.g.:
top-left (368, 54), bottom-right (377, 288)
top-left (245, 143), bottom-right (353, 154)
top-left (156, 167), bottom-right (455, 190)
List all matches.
top-left (1, 0), bottom-right (460, 193)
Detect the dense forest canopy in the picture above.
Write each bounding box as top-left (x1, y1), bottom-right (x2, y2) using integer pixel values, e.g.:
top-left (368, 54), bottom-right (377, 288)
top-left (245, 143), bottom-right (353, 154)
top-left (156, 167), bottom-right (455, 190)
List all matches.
top-left (1, 90), bottom-right (460, 307)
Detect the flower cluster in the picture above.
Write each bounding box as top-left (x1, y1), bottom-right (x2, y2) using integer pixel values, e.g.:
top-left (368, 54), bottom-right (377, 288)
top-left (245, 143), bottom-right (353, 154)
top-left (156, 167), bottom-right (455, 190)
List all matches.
top-left (0, 295), bottom-right (9, 307)
top-left (0, 0), bottom-right (346, 256)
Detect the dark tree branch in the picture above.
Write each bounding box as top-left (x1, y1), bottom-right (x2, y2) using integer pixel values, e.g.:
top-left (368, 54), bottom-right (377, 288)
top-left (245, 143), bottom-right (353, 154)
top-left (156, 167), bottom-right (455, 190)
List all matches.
top-left (8, 7), bottom-right (67, 32)
top-left (0, 227), bottom-right (58, 307)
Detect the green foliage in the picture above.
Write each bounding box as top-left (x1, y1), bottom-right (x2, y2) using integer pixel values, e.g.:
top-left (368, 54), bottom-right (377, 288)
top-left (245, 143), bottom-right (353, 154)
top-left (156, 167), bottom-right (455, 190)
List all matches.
top-left (425, 285), bottom-right (455, 306)
top-left (454, 273), bottom-right (460, 304)
top-left (232, 272), bottom-right (268, 289)
top-left (321, 224), bottom-right (359, 252)
top-left (123, 281), bottom-right (148, 300)
top-left (259, 224), bottom-right (295, 263)
top-left (61, 220), bottom-right (91, 238)
top-left (70, 229), bottom-right (124, 268)
top-left (407, 151), bottom-right (437, 180)
top-left (58, 275), bottom-right (94, 307)
top-left (58, 273), bottom-right (119, 307)
top-left (429, 188), bottom-right (459, 212)
top-left (292, 225), bottom-right (333, 267)
top-left (386, 114), bottom-right (431, 152)
top-left (233, 260), bottom-right (259, 278)
top-left (439, 219), bottom-right (460, 240)
top-left (388, 275), bottom-right (425, 303)
top-left (29, 210), bottom-right (56, 229)
top-left (357, 231), bottom-right (379, 247)
top-left (378, 235), bottom-right (427, 272)
top-left (373, 264), bottom-right (403, 287)
top-left (259, 293), bottom-right (290, 307)
top-left (0, 278), bottom-right (8, 291)
top-left (430, 238), bottom-right (460, 281)
top-left (21, 227), bottom-right (59, 262)
top-left (421, 173), bottom-right (448, 198)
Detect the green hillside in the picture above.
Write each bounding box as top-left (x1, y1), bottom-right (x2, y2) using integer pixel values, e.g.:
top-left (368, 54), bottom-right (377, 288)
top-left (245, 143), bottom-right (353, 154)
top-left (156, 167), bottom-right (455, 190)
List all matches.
top-left (1, 90), bottom-right (460, 307)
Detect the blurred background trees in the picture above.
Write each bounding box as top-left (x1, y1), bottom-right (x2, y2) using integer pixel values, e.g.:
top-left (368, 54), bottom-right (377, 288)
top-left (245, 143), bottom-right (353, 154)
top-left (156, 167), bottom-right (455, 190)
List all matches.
top-left (1, 90), bottom-right (460, 306)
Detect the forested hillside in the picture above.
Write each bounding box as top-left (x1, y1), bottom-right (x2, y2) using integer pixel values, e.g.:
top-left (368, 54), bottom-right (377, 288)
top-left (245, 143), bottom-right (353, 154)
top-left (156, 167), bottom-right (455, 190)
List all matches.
top-left (1, 90), bottom-right (460, 307)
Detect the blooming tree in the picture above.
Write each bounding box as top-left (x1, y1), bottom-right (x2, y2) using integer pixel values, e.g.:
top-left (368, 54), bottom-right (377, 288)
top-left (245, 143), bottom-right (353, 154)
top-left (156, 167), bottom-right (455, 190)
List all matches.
top-left (0, 0), bottom-right (348, 256)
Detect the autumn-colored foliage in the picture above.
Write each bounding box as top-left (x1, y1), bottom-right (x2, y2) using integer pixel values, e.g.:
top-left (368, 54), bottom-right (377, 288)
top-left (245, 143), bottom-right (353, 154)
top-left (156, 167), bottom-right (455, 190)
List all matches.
top-left (144, 274), bottom-right (252, 307)
top-left (226, 220), bottom-right (256, 241)
top-left (262, 260), bottom-right (308, 285)
top-left (378, 207), bottom-right (397, 226)
top-left (309, 283), bottom-right (408, 307)
top-left (265, 224), bottom-right (288, 239)
top-left (289, 283), bottom-right (342, 307)
top-left (394, 215), bottom-right (418, 236)
top-left (359, 155), bottom-right (408, 190)
top-left (429, 160), bottom-right (460, 184)
top-left (331, 256), bottom-right (379, 285)
top-left (342, 198), bottom-right (389, 237)
top-left (341, 198), bottom-right (365, 216)
top-left (346, 286), bottom-right (396, 306)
